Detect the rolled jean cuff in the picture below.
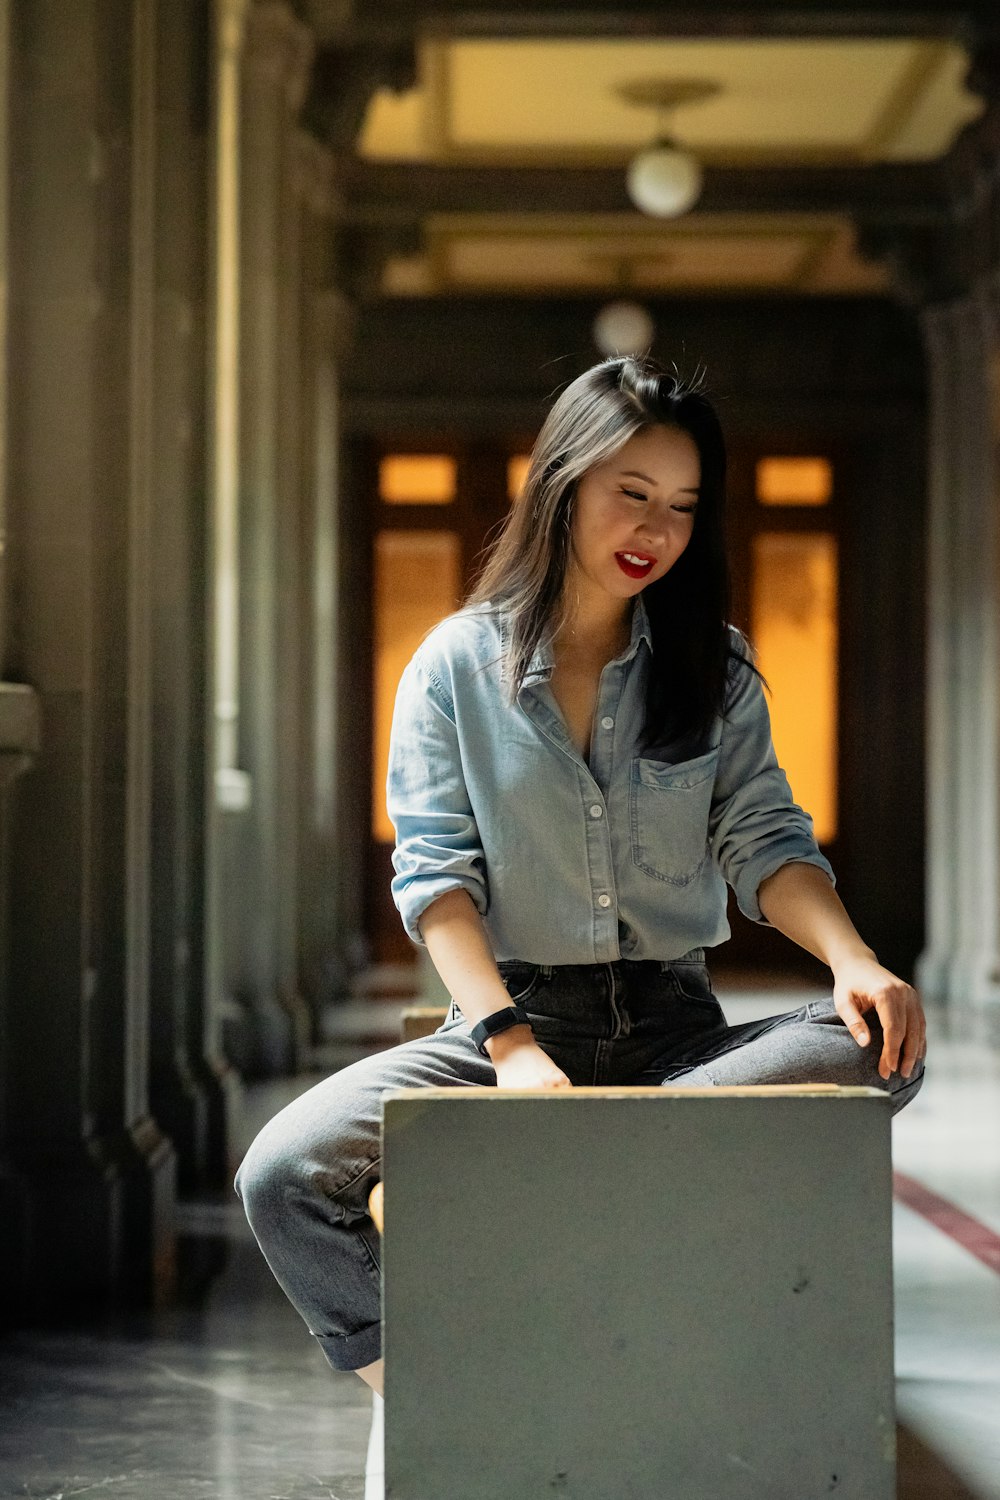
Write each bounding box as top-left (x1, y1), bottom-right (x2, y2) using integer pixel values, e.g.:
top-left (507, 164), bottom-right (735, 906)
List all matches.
top-left (314, 1322), bottom-right (382, 1372)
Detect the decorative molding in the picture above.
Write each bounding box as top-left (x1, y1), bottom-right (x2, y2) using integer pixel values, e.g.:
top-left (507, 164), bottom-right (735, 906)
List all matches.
top-left (853, 221), bottom-right (950, 304)
top-left (244, 0), bottom-right (315, 112)
top-left (0, 683), bottom-right (41, 789)
top-left (334, 2), bottom-right (993, 44)
top-left (848, 46), bottom-right (1000, 303)
top-left (334, 221), bottom-right (422, 300)
top-left (295, 128), bottom-right (339, 215)
top-left (306, 40), bottom-right (417, 151)
top-left (964, 42), bottom-right (1000, 103)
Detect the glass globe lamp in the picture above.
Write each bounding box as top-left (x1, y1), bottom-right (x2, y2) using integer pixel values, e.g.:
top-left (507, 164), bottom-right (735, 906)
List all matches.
top-left (592, 300), bottom-right (655, 357)
top-left (626, 140), bottom-right (702, 218)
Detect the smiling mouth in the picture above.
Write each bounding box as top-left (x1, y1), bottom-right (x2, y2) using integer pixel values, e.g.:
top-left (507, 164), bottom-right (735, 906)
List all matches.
top-left (615, 551), bottom-right (656, 578)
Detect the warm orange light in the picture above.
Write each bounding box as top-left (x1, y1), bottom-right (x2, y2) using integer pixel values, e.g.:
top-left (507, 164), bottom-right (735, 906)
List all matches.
top-left (750, 532), bottom-right (838, 844)
top-left (507, 454), bottom-right (532, 502)
top-left (372, 530), bottom-right (462, 843)
top-left (756, 457), bottom-right (833, 507)
top-left (379, 454), bottom-right (457, 505)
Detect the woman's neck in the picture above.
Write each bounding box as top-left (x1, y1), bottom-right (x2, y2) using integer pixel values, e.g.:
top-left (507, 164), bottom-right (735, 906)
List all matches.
top-left (555, 589), bottom-right (634, 662)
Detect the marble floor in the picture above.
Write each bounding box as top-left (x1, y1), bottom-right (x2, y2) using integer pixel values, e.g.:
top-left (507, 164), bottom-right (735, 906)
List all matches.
top-left (1, 973), bottom-right (998, 1499)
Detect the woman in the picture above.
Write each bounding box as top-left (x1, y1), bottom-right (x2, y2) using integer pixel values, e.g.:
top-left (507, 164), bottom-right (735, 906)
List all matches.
top-left (235, 355), bottom-right (926, 1485)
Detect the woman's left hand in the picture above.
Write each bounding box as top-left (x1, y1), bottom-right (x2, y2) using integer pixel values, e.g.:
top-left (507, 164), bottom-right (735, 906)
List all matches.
top-left (831, 954), bottom-right (927, 1081)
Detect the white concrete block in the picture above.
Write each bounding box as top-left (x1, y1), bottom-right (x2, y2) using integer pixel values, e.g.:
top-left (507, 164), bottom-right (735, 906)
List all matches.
top-left (382, 1086), bottom-right (894, 1500)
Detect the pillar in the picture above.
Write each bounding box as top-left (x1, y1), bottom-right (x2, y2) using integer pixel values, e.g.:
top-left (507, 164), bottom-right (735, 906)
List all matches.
top-left (146, 0), bottom-right (232, 1198)
top-left (214, 0), bottom-right (314, 1078)
top-left (1, 0), bottom-right (176, 1320)
top-left (916, 286), bottom-right (1000, 1032)
top-left (297, 182), bottom-right (361, 1021)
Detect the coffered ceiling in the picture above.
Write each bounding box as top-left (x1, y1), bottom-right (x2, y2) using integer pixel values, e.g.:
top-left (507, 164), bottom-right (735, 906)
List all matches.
top-left (349, 35), bottom-right (983, 297)
top-left (360, 38), bottom-right (980, 164)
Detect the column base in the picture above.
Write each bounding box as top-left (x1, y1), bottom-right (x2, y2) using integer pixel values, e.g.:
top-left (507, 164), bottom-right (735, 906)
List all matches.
top-left (0, 1115), bottom-right (177, 1327)
top-left (219, 987), bottom-right (298, 1079)
top-left (916, 946), bottom-right (1000, 1044)
top-left (945, 949), bottom-right (1000, 1014)
top-left (151, 1053), bottom-right (237, 1196)
top-left (915, 946), bottom-right (952, 1006)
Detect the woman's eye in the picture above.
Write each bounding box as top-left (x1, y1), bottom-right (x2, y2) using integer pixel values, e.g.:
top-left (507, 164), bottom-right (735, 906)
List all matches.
top-left (621, 488), bottom-right (647, 502)
top-left (673, 505), bottom-right (697, 514)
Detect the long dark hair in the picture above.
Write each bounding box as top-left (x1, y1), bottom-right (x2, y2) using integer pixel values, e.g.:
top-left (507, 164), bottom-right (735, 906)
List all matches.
top-left (466, 354), bottom-right (756, 752)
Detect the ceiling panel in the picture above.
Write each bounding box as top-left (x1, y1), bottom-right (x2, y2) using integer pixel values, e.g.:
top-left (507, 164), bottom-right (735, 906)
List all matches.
top-left (449, 40), bottom-right (921, 153)
top-left (360, 36), bottom-right (982, 163)
top-left (382, 214), bottom-right (889, 295)
top-left (357, 33), bottom-right (968, 297)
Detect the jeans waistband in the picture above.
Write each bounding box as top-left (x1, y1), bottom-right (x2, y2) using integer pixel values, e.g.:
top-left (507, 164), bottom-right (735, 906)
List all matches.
top-left (497, 949), bottom-right (706, 980)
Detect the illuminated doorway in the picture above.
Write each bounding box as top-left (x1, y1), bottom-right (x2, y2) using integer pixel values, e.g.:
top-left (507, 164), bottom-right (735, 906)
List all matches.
top-left (367, 435), bottom-right (844, 970)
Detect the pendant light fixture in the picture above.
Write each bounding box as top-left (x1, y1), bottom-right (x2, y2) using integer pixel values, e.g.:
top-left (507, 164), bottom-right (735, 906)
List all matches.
top-left (615, 78), bottom-right (720, 219)
top-left (590, 253), bottom-right (667, 357)
top-left (593, 299), bottom-right (655, 356)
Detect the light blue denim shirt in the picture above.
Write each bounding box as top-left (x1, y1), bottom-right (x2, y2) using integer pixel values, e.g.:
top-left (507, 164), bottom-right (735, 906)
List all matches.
top-left (387, 594), bottom-right (835, 964)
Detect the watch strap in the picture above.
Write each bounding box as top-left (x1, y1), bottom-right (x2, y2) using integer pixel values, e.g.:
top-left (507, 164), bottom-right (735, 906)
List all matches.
top-left (470, 1003), bottom-right (531, 1057)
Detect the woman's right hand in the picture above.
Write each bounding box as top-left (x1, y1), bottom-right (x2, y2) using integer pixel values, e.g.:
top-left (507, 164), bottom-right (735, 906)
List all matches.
top-left (489, 1036), bottom-right (573, 1091)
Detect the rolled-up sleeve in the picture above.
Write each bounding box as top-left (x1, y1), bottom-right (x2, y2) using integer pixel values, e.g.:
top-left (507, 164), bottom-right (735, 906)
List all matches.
top-left (386, 651), bottom-right (489, 945)
top-left (709, 637), bottom-right (836, 924)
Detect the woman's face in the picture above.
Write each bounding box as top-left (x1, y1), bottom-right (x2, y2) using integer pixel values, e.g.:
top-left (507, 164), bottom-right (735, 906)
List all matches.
top-left (565, 424), bottom-right (701, 608)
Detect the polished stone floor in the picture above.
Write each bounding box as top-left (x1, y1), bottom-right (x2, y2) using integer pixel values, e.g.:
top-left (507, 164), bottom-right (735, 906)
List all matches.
top-left (0, 1203), bottom-right (373, 1499)
top-left (1, 974), bottom-right (998, 1499)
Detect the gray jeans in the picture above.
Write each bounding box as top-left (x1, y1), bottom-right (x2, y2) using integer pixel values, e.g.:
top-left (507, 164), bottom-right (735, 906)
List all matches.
top-left (234, 956), bottom-right (923, 1373)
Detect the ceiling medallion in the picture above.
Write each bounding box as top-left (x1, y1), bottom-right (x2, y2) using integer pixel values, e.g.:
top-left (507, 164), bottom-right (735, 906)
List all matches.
top-left (615, 78), bottom-right (720, 219)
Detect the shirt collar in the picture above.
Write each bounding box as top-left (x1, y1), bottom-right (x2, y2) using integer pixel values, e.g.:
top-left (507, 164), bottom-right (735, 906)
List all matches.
top-left (500, 593), bottom-right (652, 685)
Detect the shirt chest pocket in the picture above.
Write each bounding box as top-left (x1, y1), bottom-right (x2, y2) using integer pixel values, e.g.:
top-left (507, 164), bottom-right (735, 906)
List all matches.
top-left (629, 747), bottom-right (720, 886)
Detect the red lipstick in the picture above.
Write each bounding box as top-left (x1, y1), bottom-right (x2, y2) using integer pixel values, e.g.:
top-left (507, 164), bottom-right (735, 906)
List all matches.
top-left (615, 552), bottom-right (655, 579)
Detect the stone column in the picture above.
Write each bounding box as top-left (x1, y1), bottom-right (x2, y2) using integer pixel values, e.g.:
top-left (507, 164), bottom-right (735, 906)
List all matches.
top-left (1, 0), bottom-right (176, 1319)
top-left (146, 0), bottom-right (233, 1198)
top-left (0, 0), bottom-right (9, 665)
top-left (916, 286), bottom-right (1000, 1034)
top-left (271, 75), bottom-right (313, 1060)
top-left (0, 2), bottom-right (41, 1262)
top-left (295, 119), bottom-right (360, 1019)
top-left (216, 0), bottom-right (313, 1077)
top-left (204, 0), bottom-right (252, 1151)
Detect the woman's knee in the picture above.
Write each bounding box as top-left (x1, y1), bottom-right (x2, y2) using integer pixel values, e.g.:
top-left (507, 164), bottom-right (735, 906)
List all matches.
top-left (233, 1128), bottom-right (297, 1239)
top-left (234, 1106), bottom-right (376, 1245)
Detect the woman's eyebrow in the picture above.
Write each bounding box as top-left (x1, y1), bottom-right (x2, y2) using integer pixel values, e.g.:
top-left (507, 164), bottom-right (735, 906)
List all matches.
top-left (619, 469), bottom-right (700, 496)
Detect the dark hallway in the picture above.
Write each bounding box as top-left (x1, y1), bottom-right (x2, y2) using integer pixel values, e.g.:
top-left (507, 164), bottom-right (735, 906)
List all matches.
top-left (2, 1), bottom-right (1000, 1496)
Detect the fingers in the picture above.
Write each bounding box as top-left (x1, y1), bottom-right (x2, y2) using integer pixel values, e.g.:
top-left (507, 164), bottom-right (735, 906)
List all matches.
top-left (838, 987), bottom-right (927, 1080)
top-left (836, 993), bottom-right (871, 1049)
top-left (901, 990), bottom-right (927, 1079)
top-left (836, 968), bottom-right (928, 1082)
top-left (899, 1028), bottom-right (922, 1081)
top-left (875, 987), bottom-right (925, 1080)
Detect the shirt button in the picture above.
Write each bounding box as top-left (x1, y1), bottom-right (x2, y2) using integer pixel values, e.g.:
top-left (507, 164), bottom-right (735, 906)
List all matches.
top-left (598, 894), bottom-right (612, 908)
top-left (601, 716), bottom-right (614, 729)
top-left (589, 804), bottom-right (603, 819)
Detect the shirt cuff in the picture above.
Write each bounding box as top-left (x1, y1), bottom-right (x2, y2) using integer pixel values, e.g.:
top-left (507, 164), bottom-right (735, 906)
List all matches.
top-left (393, 874), bottom-right (490, 947)
top-left (734, 846), bottom-right (837, 926)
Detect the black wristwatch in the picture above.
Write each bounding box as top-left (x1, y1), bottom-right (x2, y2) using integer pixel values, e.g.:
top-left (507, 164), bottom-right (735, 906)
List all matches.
top-left (470, 1003), bottom-right (531, 1057)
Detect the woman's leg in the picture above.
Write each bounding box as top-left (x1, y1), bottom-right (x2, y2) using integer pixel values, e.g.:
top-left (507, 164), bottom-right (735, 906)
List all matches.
top-left (233, 1008), bottom-right (493, 1375)
top-left (654, 995), bottom-right (924, 1115)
